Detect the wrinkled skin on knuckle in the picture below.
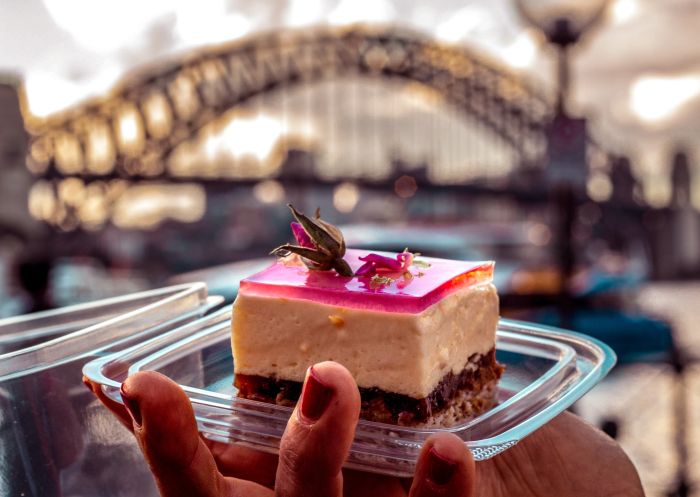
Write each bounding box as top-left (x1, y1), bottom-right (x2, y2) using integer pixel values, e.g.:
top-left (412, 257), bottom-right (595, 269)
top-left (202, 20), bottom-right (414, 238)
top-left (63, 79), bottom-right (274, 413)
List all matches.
top-left (277, 438), bottom-right (318, 493)
top-left (277, 426), bottom-right (342, 496)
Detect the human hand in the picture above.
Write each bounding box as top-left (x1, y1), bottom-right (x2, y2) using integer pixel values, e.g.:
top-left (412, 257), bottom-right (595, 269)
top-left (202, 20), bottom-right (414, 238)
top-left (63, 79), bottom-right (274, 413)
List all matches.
top-left (85, 361), bottom-right (643, 497)
top-left (84, 361), bottom-right (474, 497)
top-left (475, 411), bottom-right (644, 497)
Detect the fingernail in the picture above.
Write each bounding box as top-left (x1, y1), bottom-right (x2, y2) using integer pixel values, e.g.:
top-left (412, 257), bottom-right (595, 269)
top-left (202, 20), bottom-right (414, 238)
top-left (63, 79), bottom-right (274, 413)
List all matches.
top-left (427, 446), bottom-right (457, 486)
top-left (299, 366), bottom-right (333, 423)
top-left (120, 383), bottom-right (142, 427)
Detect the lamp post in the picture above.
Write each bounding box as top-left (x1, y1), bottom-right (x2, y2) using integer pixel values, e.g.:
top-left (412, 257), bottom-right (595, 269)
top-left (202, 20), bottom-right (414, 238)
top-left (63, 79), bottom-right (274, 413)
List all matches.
top-left (512, 0), bottom-right (610, 329)
top-left (514, 0), bottom-right (610, 190)
top-left (513, 0), bottom-right (609, 114)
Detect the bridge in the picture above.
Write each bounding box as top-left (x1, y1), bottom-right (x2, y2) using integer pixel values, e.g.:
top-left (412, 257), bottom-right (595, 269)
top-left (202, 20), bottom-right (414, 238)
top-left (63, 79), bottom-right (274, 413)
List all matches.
top-left (25, 26), bottom-right (554, 181)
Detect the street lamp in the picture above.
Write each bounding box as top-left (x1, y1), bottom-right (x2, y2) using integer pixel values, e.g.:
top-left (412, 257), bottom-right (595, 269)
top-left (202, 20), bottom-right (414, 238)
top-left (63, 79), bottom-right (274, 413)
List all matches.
top-left (512, 0), bottom-right (610, 331)
top-left (513, 0), bottom-right (611, 189)
top-left (514, 0), bottom-right (609, 113)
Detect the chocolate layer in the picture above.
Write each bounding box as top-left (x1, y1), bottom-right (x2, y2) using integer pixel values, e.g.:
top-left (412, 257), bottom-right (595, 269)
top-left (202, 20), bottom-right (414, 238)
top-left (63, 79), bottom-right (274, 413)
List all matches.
top-left (235, 348), bottom-right (504, 425)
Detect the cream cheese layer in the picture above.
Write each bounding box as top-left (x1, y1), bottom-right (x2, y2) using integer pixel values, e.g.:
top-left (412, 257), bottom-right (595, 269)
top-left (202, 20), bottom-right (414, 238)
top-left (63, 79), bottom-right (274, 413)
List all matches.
top-left (232, 282), bottom-right (498, 399)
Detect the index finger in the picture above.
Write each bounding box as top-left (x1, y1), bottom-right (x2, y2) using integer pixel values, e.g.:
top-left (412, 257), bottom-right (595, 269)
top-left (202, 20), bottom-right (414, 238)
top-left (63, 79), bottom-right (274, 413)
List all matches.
top-left (275, 361), bottom-right (361, 497)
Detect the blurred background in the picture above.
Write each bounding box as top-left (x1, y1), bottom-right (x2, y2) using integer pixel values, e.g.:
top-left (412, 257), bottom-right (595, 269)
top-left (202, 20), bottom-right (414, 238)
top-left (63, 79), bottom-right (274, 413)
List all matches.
top-left (0, 0), bottom-right (698, 495)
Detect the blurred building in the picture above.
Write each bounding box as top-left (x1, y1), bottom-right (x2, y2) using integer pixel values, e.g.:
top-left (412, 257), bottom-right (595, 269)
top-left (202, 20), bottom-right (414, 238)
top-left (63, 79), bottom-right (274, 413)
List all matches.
top-left (0, 76), bottom-right (37, 240)
top-left (670, 150), bottom-right (700, 275)
top-left (0, 76), bottom-right (45, 313)
top-left (610, 155), bottom-right (640, 206)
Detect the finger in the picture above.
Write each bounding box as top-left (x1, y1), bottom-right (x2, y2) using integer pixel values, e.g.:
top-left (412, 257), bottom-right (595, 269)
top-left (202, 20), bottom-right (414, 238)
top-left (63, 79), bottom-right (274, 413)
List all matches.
top-left (275, 361), bottom-right (361, 497)
top-left (409, 433), bottom-right (475, 497)
top-left (120, 371), bottom-right (271, 497)
top-left (206, 439), bottom-right (278, 488)
top-left (85, 374), bottom-right (279, 488)
top-left (83, 376), bottom-right (134, 431)
top-left (343, 469), bottom-right (408, 496)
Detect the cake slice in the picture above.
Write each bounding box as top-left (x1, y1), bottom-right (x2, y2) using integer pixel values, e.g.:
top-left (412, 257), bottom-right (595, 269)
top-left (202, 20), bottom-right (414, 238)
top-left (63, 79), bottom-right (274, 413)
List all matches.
top-left (231, 207), bottom-right (503, 427)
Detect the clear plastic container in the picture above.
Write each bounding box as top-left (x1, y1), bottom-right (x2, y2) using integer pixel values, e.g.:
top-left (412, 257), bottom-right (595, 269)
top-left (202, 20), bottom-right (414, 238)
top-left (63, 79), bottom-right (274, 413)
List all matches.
top-left (0, 283), bottom-right (221, 497)
top-left (84, 312), bottom-right (616, 478)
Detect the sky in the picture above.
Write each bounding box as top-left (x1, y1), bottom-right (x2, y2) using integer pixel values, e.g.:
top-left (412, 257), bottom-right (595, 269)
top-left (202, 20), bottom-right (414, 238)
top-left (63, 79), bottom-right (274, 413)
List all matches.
top-left (1, 0), bottom-right (699, 207)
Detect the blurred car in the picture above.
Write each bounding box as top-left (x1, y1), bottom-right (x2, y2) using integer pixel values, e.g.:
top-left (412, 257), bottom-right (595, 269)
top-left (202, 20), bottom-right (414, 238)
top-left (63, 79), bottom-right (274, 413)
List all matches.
top-left (168, 257), bottom-right (272, 302)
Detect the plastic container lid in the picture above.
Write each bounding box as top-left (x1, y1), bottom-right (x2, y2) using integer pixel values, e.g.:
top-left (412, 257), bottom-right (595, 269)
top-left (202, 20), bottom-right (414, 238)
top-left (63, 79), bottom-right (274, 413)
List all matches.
top-left (0, 283), bottom-right (218, 381)
top-left (0, 283), bottom-right (222, 497)
top-left (84, 311), bottom-right (616, 477)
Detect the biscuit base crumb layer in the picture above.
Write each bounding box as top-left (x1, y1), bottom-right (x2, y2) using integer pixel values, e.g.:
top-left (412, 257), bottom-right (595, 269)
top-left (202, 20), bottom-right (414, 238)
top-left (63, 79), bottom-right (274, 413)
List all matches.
top-left (235, 348), bottom-right (504, 427)
top-left (414, 380), bottom-right (498, 428)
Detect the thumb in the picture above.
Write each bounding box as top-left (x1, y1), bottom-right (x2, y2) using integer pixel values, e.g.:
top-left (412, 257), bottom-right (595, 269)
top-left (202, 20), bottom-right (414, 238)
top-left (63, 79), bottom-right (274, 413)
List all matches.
top-left (119, 371), bottom-right (229, 497)
top-left (409, 433), bottom-right (476, 497)
top-left (275, 361), bottom-right (361, 497)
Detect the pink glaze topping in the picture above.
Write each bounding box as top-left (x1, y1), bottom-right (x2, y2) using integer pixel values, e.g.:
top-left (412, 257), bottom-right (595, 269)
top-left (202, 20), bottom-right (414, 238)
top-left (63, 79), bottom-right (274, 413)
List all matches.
top-left (238, 249), bottom-right (494, 314)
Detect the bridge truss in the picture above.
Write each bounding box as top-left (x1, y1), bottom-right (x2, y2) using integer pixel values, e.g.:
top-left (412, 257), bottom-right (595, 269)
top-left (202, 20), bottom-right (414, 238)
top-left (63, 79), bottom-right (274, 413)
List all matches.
top-left (25, 26), bottom-right (553, 181)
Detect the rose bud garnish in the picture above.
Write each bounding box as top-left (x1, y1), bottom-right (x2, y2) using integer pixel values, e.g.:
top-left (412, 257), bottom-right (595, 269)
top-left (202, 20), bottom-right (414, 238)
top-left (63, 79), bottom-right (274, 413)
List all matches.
top-left (270, 204), bottom-right (354, 277)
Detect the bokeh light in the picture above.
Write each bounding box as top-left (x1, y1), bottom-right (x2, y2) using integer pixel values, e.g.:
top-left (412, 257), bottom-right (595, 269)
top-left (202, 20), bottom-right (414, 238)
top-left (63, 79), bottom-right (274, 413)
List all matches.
top-left (586, 171), bottom-right (613, 202)
top-left (333, 182), bottom-right (360, 213)
top-left (112, 183), bottom-right (206, 229)
top-left (394, 175), bottom-right (418, 199)
top-left (253, 180), bottom-right (286, 204)
top-left (630, 74), bottom-right (700, 123)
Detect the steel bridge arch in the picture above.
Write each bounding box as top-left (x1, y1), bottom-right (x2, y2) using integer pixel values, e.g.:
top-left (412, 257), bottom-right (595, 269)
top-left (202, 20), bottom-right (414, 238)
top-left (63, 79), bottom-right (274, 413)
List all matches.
top-left (26, 26), bottom-right (553, 179)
